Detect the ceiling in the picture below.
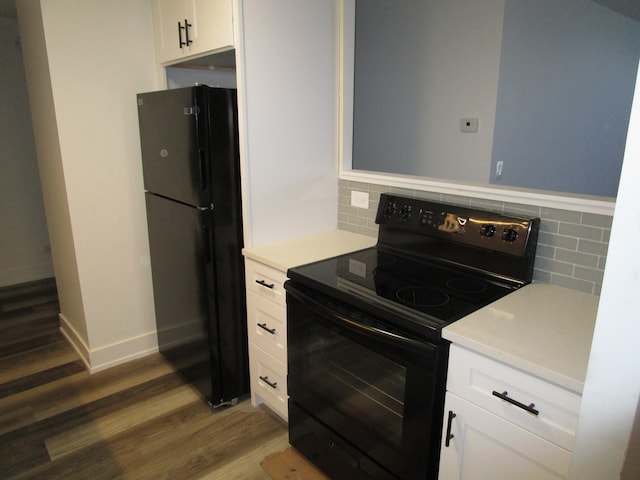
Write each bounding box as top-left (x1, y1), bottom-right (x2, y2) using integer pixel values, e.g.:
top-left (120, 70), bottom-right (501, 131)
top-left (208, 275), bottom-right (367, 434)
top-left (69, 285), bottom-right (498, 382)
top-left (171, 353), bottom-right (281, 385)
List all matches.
top-left (0, 0), bottom-right (638, 26)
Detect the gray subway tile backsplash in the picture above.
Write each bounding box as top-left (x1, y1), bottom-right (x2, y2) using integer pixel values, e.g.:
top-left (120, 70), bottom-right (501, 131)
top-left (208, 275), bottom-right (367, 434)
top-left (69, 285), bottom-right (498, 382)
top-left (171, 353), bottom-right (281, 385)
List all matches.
top-left (337, 179), bottom-right (608, 295)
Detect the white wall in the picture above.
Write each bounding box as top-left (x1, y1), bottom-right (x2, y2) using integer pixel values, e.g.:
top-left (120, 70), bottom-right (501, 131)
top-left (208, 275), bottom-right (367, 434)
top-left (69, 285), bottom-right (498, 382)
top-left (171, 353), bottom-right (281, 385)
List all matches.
top-left (17, 0), bottom-right (159, 371)
top-left (569, 61), bottom-right (640, 478)
top-left (238, 0), bottom-right (339, 246)
top-left (0, 16), bottom-right (53, 287)
top-left (165, 65), bottom-right (236, 89)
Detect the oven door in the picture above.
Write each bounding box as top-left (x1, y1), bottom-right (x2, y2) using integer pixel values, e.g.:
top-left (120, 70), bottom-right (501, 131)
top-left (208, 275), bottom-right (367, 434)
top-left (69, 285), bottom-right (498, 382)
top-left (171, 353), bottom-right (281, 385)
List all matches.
top-left (286, 282), bottom-right (448, 480)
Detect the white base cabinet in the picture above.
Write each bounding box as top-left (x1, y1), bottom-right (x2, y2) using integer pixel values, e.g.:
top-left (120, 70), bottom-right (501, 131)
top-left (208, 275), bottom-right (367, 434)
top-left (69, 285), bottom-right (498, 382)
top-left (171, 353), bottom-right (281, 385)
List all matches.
top-left (244, 258), bottom-right (288, 420)
top-left (440, 393), bottom-right (571, 480)
top-left (439, 344), bottom-right (581, 479)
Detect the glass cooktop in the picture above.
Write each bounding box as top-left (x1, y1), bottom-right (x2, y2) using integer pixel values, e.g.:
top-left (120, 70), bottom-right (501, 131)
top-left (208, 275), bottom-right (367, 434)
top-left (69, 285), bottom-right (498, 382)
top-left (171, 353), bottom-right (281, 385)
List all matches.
top-left (287, 246), bottom-right (517, 336)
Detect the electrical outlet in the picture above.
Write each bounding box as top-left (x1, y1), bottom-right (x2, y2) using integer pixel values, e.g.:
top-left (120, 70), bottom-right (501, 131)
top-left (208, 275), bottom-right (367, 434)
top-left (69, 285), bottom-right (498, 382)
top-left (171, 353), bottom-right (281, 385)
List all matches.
top-left (351, 190), bottom-right (369, 209)
top-left (495, 161), bottom-right (504, 180)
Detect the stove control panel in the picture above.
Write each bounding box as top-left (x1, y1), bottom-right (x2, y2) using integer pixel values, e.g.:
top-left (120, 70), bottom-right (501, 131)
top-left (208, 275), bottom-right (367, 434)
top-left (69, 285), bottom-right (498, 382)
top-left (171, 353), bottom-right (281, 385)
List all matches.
top-left (376, 194), bottom-right (540, 257)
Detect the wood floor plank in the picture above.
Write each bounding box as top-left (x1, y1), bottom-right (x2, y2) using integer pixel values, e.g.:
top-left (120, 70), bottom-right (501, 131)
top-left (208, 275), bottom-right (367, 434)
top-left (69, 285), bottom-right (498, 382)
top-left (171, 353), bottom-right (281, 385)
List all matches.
top-left (0, 308), bottom-right (59, 332)
top-left (0, 279), bottom-right (290, 480)
top-left (45, 383), bottom-right (200, 460)
top-left (8, 443), bottom-right (123, 480)
top-left (0, 360), bottom-right (85, 399)
top-left (0, 405), bottom-right (35, 434)
top-left (9, 400), bottom-right (287, 480)
top-left (0, 341), bottom-right (78, 385)
top-left (0, 353), bottom-right (175, 428)
top-left (0, 278), bottom-right (56, 302)
top-left (112, 401), bottom-right (287, 480)
top-left (1, 294), bottom-right (59, 314)
top-left (0, 372), bottom-right (189, 476)
top-left (0, 331), bottom-right (67, 360)
top-left (200, 432), bottom-right (290, 480)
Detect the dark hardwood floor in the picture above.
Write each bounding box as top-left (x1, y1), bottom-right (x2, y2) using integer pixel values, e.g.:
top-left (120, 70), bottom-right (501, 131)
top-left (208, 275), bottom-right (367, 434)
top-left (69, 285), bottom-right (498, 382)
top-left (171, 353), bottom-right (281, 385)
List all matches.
top-left (0, 278), bottom-right (288, 479)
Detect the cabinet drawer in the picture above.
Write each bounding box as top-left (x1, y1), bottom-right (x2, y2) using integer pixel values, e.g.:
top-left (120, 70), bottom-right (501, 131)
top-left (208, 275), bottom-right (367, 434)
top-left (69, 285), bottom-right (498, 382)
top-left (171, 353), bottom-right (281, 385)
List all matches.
top-left (249, 346), bottom-right (288, 420)
top-left (247, 290), bottom-right (287, 364)
top-left (447, 344), bottom-right (581, 451)
top-left (245, 259), bottom-right (287, 305)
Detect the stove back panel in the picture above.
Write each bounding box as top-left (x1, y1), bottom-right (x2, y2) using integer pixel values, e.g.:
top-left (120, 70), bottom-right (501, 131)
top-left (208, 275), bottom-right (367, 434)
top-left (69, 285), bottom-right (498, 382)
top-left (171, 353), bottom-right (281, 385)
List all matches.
top-left (376, 194), bottom-right (540, 285)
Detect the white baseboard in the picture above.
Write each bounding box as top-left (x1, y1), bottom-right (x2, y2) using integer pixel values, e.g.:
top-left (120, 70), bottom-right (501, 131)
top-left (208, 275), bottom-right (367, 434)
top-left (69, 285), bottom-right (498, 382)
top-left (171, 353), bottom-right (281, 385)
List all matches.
top-left (59, 313), bottom-right (159, 374)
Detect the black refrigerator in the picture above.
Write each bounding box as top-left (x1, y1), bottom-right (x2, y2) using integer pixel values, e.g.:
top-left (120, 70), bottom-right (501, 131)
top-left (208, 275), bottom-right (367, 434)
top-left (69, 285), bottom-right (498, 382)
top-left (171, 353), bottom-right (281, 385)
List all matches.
top-left (137, 85), bottom-right (248, 407)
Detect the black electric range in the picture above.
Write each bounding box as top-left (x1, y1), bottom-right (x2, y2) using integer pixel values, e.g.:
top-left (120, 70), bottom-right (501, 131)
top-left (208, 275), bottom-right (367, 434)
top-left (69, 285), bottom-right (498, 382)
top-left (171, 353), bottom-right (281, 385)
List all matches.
top-left (285, 194), bottom-right (540, 480)
top-left (287, 193), bottom-right (540, 341)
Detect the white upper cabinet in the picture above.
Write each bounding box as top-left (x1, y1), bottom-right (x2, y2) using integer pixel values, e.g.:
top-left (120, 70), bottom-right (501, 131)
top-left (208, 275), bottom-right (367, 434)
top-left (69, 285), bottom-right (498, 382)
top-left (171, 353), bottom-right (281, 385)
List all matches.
top-left (152, 0), bottom-right (234, 64)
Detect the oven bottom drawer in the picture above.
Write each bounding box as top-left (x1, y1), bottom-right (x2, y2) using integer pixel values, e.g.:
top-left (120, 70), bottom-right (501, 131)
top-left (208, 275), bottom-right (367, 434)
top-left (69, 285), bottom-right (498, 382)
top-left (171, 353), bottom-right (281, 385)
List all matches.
top-left (289, 401), bottom-right (397, 480)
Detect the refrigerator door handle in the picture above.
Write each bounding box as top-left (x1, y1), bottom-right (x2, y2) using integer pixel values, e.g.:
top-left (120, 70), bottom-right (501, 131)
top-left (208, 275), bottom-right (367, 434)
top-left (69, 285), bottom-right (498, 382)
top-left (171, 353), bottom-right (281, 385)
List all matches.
top-left (198, 149), bottom-right (207, 192)
top-left (202, 209), bottom-right (214, 265)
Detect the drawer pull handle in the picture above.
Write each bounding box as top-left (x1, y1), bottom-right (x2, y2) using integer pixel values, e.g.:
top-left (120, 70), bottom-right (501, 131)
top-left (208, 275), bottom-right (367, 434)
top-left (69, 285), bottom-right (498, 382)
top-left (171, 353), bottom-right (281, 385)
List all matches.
top-left (257, 323), bottom-right (276, 335)
top-left (256, 279), bottom-right (275, 289)
top-left (445, 410), bottom-right (456, 447)
top-left (259, 375), bottom-right (278, 389)
top-left (492, 390), bottom-right (539, 416)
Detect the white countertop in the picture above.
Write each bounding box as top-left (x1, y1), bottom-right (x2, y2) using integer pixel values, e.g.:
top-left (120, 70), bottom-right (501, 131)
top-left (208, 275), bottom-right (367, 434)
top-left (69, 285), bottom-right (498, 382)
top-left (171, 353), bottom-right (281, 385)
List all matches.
top-left (443, 283), bottom-right (599, 394)
top-left (245, 233), bottom-right (599, 395)
top-left (242, 229), bottom-right (377, 272)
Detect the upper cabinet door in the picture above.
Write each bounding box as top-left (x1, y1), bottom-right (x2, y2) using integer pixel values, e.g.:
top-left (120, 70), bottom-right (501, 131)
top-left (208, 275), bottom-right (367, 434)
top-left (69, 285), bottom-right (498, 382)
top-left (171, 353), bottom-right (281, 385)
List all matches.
top-left (152, 0), bottom-right (234, 64)
top-left (192, 0), bottom-right (234, 56)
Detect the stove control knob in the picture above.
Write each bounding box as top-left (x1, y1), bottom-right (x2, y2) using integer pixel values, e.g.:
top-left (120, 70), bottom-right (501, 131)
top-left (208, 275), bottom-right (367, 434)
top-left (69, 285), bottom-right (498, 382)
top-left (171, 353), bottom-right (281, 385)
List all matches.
top-left (399, 205), bottom-right (413, 220)
top-left (383, 201), bottom-right (397, 217)
top-left (502, 228), bottom-right (519, 242)
top-left (480, 224), bottom-right (496, 238)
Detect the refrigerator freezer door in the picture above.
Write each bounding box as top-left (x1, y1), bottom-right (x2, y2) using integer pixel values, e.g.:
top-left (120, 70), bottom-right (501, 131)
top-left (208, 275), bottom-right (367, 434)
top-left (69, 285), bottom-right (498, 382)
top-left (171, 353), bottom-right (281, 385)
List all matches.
top-left (138, 86), bottom-right (206, 207)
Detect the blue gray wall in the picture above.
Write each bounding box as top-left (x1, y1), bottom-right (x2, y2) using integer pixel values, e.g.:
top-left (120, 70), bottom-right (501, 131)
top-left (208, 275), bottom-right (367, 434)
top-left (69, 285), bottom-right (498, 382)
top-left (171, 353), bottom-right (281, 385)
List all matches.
top-left (490, 0), bottom-right (640, 196)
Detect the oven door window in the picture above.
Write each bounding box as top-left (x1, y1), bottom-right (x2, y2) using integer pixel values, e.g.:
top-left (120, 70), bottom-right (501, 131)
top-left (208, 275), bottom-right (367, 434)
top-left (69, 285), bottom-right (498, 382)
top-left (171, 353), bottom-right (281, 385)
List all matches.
top-left (287, 285), bottom-right (447, 479)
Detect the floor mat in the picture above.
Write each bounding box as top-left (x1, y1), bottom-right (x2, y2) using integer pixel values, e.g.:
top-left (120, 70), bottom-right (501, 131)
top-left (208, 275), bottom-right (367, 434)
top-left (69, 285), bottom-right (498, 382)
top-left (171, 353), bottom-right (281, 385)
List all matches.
top-left (260, 447), bottom-right (329, 480)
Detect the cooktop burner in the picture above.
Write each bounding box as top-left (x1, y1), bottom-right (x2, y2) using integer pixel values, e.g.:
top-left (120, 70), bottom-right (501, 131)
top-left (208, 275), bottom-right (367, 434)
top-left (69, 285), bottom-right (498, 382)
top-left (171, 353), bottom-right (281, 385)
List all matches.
top-left (395, 286), bottom-right (450, 307)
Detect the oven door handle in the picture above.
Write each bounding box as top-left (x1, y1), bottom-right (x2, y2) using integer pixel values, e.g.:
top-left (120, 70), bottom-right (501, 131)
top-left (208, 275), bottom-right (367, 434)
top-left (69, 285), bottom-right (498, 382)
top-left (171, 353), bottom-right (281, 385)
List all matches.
top-left (286, 284), bottom-right (435, 356)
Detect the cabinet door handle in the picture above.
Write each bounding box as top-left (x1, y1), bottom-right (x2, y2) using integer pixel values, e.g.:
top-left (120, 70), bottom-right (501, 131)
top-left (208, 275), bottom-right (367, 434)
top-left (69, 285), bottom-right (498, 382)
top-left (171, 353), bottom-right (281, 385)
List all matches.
top-left (257, 323), bottom-right (276, 335)
top-left (178, 21), bottom-right (185, 47)
top-left (184, 19), bottom-right (193, 46)
top-left (259, 375), bottom-right (277, 389)
top-left (492, 390), bottom-right (539, 416)
top-left (256, 279), bottom-right (275, 289)
top-left (445, 410), bottom-right (456, 447)
top-left (178, 19), bottom-right (193, 47)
